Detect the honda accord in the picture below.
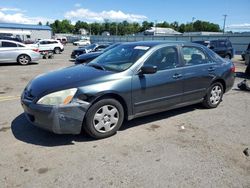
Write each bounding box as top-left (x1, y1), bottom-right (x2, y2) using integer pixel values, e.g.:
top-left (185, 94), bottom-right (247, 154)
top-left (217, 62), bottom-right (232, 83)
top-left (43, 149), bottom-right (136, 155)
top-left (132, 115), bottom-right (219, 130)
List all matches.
top-left (21, 41), bottom-right (235, 139)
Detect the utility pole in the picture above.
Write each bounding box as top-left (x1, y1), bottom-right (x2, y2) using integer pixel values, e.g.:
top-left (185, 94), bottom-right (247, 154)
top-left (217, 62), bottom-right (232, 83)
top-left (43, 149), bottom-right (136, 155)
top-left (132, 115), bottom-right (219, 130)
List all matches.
top-left (155, 20), bottom-right (157, 36)
top-left (191, 17), bottom-right (196, 32)
top-left (223, 14), bottom-right (227, 34)
top-left (116, 23), bottom-right (118, 36)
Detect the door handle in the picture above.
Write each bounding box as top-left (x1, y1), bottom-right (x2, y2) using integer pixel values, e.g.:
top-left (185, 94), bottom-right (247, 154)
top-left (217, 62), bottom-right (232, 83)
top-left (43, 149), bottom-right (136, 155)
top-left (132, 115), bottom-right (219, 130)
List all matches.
top-left (173, 73), bottom-right (182, 79)
top-left (208, 67), bottom-right (215, 72)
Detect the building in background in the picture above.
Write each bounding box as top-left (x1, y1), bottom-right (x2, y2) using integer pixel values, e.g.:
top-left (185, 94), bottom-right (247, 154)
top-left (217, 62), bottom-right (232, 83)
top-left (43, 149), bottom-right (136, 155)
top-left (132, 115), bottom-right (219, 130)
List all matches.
top-left (0, 23), bottom-right (52, 42)
top-left (183, 31), bottom-right (223, 36)
top-left (144, 27), bottom-right (182, 36)
top-left (79, 28), bottom-right (89, 35)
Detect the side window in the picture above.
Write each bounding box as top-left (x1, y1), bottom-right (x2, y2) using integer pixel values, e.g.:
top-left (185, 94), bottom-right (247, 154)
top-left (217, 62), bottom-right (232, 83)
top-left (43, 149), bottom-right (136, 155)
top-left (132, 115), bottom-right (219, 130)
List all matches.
top-left (1, 41), bottom-right (17, 47)
top-left (182, 47), bottom-right (208, 66)
top-left (210, 41), bottom-right (217, 48)
top-left (144, 47), bottom-right (179, 70)
top-left (218, 41), bottom-right (226, 48)
top-left (18, 44), bottom-right (25, 47)
top-left (40, 41), bottom-right (48, 45)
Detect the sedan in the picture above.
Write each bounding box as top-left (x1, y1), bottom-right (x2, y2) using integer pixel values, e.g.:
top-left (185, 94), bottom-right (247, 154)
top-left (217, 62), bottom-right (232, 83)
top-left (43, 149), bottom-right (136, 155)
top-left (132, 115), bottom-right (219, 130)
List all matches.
top-left (71, 43), bottom-right (112, 59)
top-left (0, 40), bottom-right (41, 65)
top-left (75, 43), bottom-right (121, 64)
top-left (21, 41), bottom-right (235, 139)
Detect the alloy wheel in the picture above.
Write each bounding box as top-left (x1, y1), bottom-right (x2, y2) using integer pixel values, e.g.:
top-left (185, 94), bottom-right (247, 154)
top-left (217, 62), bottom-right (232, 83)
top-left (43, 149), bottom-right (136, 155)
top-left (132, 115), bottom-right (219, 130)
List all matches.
top-left (93, 105), bottom-right (119, 133)
top-left (209, 85), bottom-right (222, 105)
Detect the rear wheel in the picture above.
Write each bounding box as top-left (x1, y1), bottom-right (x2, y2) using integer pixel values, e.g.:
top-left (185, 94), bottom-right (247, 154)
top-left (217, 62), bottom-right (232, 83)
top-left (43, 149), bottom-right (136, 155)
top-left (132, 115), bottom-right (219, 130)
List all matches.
top-left (202, 82), bottom-right (224, 108)
top-left (17, 54), bottom-right (30, 65)
top-left (84, 99), bottom-right (124, 139)
top-left (54, 47), bottom-right (61, 54)
top-left (225, 54), bottom-right (231, 59)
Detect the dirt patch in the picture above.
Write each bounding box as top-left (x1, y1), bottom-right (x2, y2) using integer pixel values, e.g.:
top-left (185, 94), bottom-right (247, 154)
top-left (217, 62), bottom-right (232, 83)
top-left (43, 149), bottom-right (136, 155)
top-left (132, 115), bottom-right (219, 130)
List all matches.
top-left (0, 127), bottom-right (10, 132)
top-left (146, 124), bottom-right (160, 131)
top-left (37, 168), bottom-right (49, 174)
top-left (3, 87), bottom-right (13, 92)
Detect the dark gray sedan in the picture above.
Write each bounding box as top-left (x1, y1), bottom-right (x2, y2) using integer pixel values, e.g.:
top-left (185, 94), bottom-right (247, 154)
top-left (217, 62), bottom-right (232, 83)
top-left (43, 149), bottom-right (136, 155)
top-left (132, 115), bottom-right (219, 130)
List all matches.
top-left (21, 41), bottom-right (235, 139)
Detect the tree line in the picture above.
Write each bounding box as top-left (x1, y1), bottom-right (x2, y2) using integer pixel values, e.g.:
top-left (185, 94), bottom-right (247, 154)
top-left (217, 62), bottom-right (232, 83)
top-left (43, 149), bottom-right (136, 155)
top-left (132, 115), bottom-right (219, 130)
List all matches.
top-left (47, 19), bottom-right (221, 35)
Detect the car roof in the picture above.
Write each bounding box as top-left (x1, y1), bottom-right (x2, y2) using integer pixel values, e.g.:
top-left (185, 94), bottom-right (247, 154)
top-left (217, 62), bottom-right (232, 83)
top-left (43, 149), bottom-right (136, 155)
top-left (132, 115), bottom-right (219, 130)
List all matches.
top-left (121, 41), bottom-right (202, 48)
top-left (0, 39), bottom-right (26, 46)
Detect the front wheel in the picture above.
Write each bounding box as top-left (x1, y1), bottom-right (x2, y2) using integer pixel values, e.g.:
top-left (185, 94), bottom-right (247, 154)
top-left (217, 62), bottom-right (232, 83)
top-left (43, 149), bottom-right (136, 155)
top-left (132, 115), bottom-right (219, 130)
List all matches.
top-left (202, 82), bottom-right (224, 108)
top-left (83, 99), bottom-right (124, 139)
top-left (54, 47), bottom-right (61, 54)
top-left (17, 54), bottom-right (30, 65)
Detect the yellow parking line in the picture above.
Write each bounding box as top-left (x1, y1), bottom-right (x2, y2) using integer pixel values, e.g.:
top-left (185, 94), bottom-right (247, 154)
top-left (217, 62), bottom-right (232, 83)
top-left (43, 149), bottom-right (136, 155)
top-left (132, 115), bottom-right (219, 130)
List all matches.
top-left (0, 96), bottom-right (20, 102)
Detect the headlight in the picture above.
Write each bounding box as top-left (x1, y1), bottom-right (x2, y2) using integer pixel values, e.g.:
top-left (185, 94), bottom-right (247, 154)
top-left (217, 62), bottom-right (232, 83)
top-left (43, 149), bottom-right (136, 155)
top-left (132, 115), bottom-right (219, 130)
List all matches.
top-left (37, 88), bottom-right (77, 105)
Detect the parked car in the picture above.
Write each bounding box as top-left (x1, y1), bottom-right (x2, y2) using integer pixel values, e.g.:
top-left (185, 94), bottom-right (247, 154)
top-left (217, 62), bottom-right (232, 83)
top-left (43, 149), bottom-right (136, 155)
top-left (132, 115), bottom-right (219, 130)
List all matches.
top-left (0, 33), bottom-right (22, 42)
top-left (71, 43), bottom-right (112, 59)
top-left (0, 40), bottom-right (40, 65)
top-left (245, 48), bottom-right (250, 74)
top-left (73, 39), bottom-right (91, 46)
top-left (193, 39), bottom-right (234, 59)
top-left (241, 43), bottom-right (250, 63)
top-left (21, 41), bottom-right (235, 139)
top-left (28, 39), bottom-right (64, 54)
top-left (75, 43), bottom-right (121, 64)
top-left (56, 37), bottom-right (67, 45)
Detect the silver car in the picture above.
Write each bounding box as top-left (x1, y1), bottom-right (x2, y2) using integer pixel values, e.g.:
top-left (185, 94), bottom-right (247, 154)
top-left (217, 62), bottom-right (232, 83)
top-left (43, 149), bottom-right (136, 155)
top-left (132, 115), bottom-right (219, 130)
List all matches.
top-left (0, 40), bottom-right (41, 65)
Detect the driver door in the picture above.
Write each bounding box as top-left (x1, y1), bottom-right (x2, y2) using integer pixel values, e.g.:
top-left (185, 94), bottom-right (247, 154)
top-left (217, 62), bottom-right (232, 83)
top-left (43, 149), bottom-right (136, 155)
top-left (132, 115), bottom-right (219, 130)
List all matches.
top-left (131, 46), bottom-right (184, 115)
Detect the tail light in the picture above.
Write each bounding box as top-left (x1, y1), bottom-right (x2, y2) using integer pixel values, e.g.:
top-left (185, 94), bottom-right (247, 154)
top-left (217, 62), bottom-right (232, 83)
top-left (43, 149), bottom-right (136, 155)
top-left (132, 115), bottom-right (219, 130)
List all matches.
top-left (230, 63), bottom-right (235, 73)
top-left (32, 48), bottom-right (39, 52)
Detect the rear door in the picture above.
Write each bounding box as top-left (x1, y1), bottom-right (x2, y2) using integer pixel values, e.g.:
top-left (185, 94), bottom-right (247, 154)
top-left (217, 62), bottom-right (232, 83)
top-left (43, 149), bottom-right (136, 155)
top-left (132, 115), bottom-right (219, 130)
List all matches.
top-left (0, 41), bottom-right (19, 62)
top-left (132, 45), bottom-right (184, 115)
top-left (181, 46), bottom-right (216, 102)
top-left (214, 40), bottom-right (227, 57)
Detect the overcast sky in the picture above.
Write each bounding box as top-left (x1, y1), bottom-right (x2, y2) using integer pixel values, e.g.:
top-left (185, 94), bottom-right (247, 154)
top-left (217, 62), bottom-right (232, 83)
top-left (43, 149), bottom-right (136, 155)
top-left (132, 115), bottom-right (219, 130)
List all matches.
top-left (0, 0), bottom-right (249, 31)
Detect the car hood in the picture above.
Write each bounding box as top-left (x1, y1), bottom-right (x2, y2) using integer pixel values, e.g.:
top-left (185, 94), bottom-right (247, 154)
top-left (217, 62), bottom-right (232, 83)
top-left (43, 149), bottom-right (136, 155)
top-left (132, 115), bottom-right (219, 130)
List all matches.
top-left (26, 65), bottom-right (114, 98)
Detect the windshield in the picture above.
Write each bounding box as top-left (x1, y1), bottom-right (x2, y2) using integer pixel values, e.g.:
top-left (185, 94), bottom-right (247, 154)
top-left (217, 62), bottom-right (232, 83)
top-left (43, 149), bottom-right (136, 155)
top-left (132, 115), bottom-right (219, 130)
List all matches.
top-left (103, 43), bottom-right (120, 52)
top-left (88, 43), bottom-right (151, 72)
top-left (84, 44), bottom-right (96, 50)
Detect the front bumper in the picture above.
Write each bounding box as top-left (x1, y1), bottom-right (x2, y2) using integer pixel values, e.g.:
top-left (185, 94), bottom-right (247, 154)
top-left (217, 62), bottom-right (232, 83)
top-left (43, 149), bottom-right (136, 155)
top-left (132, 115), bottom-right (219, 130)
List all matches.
top-left (21, 97), bottom-right (90, 134)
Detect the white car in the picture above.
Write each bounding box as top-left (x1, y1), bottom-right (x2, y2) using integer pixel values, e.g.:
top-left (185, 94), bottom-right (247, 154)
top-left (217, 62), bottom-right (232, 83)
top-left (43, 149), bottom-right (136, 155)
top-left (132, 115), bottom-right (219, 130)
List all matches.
top-left (29, 39), bottom-right (64, 54)
top-left (73, 39), bottom-right (91, 46)
top-left (0, 40), bottom-right (41, 65)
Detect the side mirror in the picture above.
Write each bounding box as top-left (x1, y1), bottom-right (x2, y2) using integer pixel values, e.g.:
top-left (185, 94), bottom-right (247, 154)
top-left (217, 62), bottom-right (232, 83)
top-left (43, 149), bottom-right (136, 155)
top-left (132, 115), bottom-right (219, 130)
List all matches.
top-left (140, 65), bottom-right (157, 74)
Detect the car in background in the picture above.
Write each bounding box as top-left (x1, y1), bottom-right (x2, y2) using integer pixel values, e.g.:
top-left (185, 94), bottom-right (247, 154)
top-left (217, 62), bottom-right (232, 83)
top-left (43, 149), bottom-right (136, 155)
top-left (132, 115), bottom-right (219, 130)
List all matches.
top-left (75, 43), bottom-right (121, 64)
top-left (241, 43), bottom-right (250, 63)
top-left (56, 37), bottom-right (67, 45)
top-left (73, 39), bottom-right (91, 46)
top-left (71, 43), bottom-right (112, 59)
top-left (0, 33), bottom-right (23, 43)
top-left (193, 39), bottom-right (234, 59)
top-left (0, 40), bottom-right (40, 65)
top-left (21, 41), bottom-right (235, 139)
top-left (28, 39), bottom-right (64, 54)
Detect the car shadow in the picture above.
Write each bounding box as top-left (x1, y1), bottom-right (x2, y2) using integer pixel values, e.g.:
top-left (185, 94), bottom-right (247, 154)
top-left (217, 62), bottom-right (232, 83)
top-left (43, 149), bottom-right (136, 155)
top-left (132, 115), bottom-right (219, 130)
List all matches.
top-left (12, 104), bottom-right (202, 147)
top-left (0, 62), bottom-right (38, 66)
top-left (235, 71), bottom-right (250, 79)
top-left (11, 113), bottom-right (95, 147)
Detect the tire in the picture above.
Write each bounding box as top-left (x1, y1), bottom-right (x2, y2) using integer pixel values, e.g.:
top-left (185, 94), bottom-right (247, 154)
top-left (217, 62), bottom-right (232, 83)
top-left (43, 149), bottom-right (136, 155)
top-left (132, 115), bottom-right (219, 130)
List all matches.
top-left (17, 54), bottom-right (30, 65)
top-left (54, 47), bottom-right (61, 54)
top-left (83, 98), bottom-right (124, 139)
top-left (224, 54), bottom-right (231, 59)
top-left (245, 63), bottom-right (250, 75)
top-left (202, 82), bottom-right (224, 108)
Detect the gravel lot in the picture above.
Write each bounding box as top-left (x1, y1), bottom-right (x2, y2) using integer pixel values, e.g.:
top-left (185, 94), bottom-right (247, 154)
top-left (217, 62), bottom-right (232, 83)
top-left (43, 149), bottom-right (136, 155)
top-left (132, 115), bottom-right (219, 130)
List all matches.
top-left (0, 44), bottom-right (249, 188)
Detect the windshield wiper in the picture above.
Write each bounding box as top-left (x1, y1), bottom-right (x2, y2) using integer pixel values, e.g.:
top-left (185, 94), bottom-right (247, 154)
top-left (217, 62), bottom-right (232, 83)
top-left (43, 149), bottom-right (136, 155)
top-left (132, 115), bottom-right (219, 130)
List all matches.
top-left (88, 63), bottom-right (106, 71)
